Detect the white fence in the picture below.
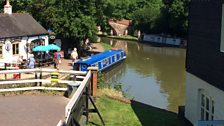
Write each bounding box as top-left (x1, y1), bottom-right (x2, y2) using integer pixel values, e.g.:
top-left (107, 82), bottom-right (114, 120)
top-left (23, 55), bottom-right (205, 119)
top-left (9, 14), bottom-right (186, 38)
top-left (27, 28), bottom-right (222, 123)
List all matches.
top-left (0, 68), bottom-right (96, 126)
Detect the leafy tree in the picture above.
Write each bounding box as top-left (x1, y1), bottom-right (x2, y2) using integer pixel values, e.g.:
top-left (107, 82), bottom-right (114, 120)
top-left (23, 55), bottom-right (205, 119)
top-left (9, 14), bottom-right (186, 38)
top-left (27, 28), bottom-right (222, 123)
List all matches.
top-left (132, 0), bottom-right (163, 34)
top-left (159, 0), bottom-right (188, 36)
top-left (1, 0), bottom-right (189, 39)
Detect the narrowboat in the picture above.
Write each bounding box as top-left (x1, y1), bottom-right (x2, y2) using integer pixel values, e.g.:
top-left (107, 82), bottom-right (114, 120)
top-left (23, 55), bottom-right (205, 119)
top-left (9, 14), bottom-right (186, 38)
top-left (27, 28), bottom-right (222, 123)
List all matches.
top-left (73, 49), bottom-right (126, 71)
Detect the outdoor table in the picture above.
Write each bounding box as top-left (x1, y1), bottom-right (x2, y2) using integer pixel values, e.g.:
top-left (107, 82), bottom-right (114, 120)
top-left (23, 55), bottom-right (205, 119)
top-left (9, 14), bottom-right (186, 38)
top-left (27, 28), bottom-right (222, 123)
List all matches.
top-left (0, 61), bottom-right (21, 79)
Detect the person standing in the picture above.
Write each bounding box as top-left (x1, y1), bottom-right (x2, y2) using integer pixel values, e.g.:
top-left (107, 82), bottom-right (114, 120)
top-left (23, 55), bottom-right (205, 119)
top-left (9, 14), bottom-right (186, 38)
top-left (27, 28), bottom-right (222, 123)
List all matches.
top-left (54, 50), bottom-right (61, 69)
top-left (71, 48), bottom-right (78, 63)
top-left (71, 48), bottom-right (78, 70)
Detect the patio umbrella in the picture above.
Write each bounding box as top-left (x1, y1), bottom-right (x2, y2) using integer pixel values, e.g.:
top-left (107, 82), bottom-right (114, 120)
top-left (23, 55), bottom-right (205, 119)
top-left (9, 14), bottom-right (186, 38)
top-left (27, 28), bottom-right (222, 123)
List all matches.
top-left (32, 45), bottom-right (49, 67)
top-left (46, 44), bottom-right (61, 51)
top-left (32, 45), bottom-right (49, 52)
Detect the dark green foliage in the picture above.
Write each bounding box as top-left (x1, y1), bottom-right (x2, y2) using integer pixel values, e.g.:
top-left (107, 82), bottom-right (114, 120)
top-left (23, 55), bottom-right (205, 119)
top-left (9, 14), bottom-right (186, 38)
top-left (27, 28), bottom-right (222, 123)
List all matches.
top-left (0, 0), bottom-right (189, 39)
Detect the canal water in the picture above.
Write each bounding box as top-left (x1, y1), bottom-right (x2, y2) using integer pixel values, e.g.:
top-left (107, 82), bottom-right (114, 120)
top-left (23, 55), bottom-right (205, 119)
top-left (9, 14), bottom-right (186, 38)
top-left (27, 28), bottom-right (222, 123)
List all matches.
top-left (100, 37), bottom-right (186, 113)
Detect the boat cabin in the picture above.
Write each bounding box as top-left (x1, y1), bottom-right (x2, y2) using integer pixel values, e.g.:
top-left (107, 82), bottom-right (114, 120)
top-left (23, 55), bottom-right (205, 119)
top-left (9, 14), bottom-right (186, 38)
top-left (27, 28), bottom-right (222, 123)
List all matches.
top-left (74, 49), bottom-right (126, 71)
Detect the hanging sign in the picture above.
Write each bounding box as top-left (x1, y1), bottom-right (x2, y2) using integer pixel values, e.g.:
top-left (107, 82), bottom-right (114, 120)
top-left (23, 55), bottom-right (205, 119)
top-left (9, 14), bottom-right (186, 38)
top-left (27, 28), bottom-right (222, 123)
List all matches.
top-left (5, 40), bottom-right (12, 52)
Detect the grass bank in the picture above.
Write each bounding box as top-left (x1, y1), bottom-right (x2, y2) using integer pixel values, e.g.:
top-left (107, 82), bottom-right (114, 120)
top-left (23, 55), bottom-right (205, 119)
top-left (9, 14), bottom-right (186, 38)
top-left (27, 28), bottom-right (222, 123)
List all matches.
top-left (109, 35), bottom-right (138, 41)
top-left (100, 42), bottom-right (112, 50)
top-left (86, 88), bottom-right (183, 126)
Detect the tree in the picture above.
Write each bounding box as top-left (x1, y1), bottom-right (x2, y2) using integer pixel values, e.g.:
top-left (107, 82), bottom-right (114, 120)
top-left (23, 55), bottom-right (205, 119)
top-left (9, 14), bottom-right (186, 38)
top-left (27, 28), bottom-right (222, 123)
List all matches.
top-left (161, 0), bottom-right (189, 36)
top-left (132, 0), bottom-right (163, 34)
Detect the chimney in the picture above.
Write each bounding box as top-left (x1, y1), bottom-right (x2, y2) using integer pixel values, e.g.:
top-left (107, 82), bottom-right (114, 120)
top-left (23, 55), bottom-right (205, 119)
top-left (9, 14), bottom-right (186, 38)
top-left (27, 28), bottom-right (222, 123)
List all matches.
top-left (4, 0), bottom-right (12, 14)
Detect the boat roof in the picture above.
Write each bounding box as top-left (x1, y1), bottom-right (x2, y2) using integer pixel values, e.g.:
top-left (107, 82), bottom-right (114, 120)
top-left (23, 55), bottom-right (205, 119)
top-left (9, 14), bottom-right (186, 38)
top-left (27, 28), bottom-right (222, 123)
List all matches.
top-left (76, 49), bottom-right (123, 65)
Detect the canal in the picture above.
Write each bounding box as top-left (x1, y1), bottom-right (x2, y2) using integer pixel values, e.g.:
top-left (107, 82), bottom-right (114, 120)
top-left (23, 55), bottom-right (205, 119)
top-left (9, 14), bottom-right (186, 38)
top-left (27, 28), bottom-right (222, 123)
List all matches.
top-left (100, 37), bottom-right (186, 113)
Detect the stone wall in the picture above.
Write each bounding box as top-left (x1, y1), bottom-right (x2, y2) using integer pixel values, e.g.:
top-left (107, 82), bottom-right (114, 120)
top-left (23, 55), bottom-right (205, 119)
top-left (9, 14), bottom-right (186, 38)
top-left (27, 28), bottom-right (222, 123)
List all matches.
top-left (108, 21), bottom-right (129, 36)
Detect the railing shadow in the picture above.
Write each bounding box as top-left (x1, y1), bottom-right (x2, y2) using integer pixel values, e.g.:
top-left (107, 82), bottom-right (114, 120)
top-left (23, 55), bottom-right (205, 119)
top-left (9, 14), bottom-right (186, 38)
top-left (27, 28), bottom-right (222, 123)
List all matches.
top-left (130, 100), bottom-right (193, 126)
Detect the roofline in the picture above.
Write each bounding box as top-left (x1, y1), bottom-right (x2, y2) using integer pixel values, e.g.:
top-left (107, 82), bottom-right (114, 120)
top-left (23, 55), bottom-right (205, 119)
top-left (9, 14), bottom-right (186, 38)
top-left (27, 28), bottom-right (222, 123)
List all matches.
top-left (0, 33), bottom-right (49, 39)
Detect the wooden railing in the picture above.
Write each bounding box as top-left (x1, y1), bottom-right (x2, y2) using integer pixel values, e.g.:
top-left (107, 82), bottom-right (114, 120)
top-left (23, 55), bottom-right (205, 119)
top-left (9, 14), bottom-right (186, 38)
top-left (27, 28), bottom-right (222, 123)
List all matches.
top-left (0, 67), bottom-right (103, 126)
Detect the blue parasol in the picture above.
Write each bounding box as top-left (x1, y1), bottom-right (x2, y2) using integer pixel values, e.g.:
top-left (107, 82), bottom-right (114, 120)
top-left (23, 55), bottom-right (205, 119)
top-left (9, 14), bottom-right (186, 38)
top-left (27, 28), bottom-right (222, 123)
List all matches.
top-left (32, 45), bottom-right (49, 52)
top-left (46, 44), bottom-right (61, 51)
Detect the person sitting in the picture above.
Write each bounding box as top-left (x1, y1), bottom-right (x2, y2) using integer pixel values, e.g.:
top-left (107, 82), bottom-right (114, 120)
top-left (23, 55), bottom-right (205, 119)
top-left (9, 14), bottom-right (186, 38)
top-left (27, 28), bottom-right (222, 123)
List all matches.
top-left (27, 54), bottom-right (35, 69)
top-left (84, 38), bottom-right (92, 50)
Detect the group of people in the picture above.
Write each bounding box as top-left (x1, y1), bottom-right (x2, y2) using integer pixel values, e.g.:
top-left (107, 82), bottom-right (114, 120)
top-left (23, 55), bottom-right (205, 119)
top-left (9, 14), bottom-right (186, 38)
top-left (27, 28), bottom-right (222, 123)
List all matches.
top-left (17, 54), bottom-right (35, 69)
top-left (16, 43), bottom-right (82, 70)
top-left (17, 50), bottom-right (63, 69)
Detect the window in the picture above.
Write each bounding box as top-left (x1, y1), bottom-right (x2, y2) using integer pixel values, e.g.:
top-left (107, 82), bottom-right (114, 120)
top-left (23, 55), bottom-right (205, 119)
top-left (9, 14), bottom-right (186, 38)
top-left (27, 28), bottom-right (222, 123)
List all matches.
top-left (12, 43), bottom-right (19, 55)
top-left (0, 44), bottom-right (2, 58)
top-left (220, 4), bottom-right (224, 52)
top-left (199, 90), bottom-right (214, 121)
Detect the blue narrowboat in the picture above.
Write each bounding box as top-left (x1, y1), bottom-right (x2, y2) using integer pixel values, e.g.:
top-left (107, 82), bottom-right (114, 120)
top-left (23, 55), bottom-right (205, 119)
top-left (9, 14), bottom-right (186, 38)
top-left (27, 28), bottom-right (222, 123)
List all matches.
top-left (73, 49), bottom-right (126, 71)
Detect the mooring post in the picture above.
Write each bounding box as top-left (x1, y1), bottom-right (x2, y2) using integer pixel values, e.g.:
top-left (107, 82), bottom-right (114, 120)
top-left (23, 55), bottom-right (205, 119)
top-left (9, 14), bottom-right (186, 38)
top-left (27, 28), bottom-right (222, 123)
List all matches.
top-left (88, 67), bottom-right (98, 97)
top-left (39, 68), bottom-right (42, 86)
top-left (35, 72), bottom-right (38, 86)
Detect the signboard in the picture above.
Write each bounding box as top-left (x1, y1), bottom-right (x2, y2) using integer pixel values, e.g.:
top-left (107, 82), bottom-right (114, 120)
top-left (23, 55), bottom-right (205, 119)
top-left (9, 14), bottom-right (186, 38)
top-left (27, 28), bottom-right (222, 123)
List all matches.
top-left (5, 40), bottom-right (12, 52)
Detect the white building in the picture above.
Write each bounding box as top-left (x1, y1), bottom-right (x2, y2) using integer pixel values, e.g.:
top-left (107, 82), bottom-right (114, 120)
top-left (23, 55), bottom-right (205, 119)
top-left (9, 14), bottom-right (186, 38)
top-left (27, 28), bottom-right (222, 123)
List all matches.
top-left (185, 0), bottom-right (224, 126)
top-left (0, 0), bottom-right (48, 64)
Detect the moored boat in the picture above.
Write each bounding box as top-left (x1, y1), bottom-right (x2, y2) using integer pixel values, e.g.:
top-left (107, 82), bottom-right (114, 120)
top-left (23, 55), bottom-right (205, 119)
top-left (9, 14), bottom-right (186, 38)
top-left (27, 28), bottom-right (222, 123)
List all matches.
top-left (73, 49), bottom-right (126, 71)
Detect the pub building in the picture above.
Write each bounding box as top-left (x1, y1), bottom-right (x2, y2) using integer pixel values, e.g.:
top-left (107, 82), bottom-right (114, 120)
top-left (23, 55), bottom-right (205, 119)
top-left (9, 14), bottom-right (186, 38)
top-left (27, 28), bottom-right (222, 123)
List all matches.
top-left (0, 0), bottom-right (48, 66)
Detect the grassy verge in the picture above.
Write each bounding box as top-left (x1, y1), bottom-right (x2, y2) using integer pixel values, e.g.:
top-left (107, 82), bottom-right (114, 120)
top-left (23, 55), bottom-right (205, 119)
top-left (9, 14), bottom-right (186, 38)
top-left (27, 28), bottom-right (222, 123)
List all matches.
top-left (86, 88), bottom-right (182, 126)
top-left (87, 88), bottom-right (141, 126)
top-left (109, 35), bottom-right (138, 41)
top-left (100, 42), bottom-right (112, 51)
top-left (0, 83), bottom-right (67, 96)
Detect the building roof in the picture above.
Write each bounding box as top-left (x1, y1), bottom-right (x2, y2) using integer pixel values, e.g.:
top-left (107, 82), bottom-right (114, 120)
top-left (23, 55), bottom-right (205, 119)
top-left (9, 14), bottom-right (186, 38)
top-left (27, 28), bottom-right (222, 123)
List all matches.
top-left (0, 13), bottom-right (48, 39)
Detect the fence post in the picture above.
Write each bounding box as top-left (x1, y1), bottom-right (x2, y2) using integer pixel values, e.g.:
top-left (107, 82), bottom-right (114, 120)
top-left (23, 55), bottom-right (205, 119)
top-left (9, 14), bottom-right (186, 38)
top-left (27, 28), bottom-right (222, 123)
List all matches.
top-left (88, 67), bottom-right (98, 97)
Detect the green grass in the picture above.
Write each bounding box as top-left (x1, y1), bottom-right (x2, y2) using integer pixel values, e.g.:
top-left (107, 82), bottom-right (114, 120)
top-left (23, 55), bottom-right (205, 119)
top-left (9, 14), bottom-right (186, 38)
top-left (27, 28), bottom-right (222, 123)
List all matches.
top-left (87, 96), bottom-right (141, 126)
top-left (86, 95), bottom-right (182, 126)
top-left (109, 35), bottom-right (138, 41)
top-left (100, 43), bottom-right (112, 50)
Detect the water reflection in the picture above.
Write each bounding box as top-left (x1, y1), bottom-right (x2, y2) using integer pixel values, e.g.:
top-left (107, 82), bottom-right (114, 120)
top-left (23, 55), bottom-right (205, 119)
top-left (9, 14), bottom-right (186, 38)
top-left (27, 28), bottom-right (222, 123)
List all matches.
top-left (101, 37), bottom-right (186, 112)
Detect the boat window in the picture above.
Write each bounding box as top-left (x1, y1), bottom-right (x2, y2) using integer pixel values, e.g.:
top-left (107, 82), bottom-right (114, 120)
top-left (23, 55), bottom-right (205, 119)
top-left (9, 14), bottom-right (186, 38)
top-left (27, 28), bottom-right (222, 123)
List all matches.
top-left (103, 59), bottom-right (108, 66)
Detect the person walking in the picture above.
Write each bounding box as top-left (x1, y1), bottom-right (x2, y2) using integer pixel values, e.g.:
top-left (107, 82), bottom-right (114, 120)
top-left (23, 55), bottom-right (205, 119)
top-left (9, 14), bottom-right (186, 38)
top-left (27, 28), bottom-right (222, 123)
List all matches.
top-left (54, 50), bottom-right (61, 69)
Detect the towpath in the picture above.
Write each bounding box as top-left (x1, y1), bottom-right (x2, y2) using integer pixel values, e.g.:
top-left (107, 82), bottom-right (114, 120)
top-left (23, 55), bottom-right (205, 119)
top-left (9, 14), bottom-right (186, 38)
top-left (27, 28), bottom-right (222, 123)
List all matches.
top-left (0, 43), bottom-right (104, 126)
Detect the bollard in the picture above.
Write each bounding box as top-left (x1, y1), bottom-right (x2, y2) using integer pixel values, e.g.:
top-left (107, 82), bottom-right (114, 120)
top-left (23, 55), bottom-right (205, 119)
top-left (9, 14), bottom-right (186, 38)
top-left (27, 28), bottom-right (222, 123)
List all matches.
top-left (88, 67), bottom-right (98, 97)
top-left (51, 71), bottom-right (59, 83)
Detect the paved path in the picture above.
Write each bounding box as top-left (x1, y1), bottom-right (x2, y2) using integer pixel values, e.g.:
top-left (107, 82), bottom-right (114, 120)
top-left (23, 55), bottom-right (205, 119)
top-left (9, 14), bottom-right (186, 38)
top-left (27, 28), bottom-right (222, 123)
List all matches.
top-left (0, 95), bottom-right (70, 126)
top-left (0, 59), bottom-right (73, 126)
top-left (0, 43), bottom-right (104, 126)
